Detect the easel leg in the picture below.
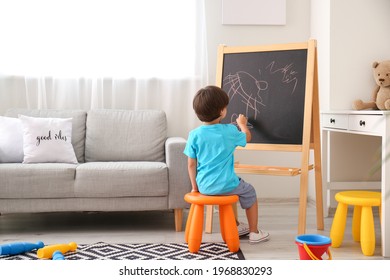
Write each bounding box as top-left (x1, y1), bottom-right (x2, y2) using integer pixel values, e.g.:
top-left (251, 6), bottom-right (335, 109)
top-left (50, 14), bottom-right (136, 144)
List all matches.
top-left (205, 205), bottom-right (214, 233)
top-left (297, 39), bottom-right (323, 234)
top-left (298, 170), bottom-right (309, 234)
top-left (205, 203), bottom-right (238, 234)
top-left (233, 202), bottom-right (238, 220)
top-left (312, 46), bottom-right (325, 230)
top-left (297, 39), bottom-right (315, 235)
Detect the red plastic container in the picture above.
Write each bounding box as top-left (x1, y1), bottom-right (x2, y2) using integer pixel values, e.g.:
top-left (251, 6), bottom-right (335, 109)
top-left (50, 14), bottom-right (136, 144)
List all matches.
top-left (295, 234), bottom-right (332, 260)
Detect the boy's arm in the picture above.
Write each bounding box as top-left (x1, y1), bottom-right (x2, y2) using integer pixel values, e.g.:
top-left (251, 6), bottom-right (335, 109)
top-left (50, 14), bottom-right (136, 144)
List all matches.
top-left (236, 114), bottom-right (252, 142)
top-left (187, 157), bottom-right (199, 192)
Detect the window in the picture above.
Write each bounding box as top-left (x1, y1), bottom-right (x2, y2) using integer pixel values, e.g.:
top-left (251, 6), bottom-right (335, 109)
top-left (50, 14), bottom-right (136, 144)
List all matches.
top-left (0, 0), bottom-right (201, 78)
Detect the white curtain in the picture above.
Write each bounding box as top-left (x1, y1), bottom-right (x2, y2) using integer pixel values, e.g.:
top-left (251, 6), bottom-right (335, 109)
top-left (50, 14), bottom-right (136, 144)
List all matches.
top-left (0, 0), bottom-right (207, 137)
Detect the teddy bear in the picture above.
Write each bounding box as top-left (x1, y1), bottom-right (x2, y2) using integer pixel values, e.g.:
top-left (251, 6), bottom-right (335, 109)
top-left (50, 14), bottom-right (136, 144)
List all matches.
top-left (352, 60), bottom-right (390, 110)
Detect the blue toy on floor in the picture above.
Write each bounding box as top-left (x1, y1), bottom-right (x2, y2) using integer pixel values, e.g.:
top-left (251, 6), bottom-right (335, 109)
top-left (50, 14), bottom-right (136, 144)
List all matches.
top-left (0, 241), bottom-right (44, 255)
top-left (52, 250), bottom-right (65, 260)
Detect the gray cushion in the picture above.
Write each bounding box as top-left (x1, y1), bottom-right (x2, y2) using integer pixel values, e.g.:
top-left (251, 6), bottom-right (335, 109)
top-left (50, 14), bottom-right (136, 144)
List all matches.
top-left (85, 109), bottom-right (167, 162)
top-left (5, 109), bottom-right (87, 163)
top-left (74, 161), bottom-right (168, 197)
top-left (0, 163), bottom-right (76, 198)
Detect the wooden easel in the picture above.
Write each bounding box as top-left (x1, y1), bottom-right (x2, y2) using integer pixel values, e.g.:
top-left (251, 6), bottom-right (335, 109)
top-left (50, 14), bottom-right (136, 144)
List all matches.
top-left (205, 39), bottom-right (324, 235)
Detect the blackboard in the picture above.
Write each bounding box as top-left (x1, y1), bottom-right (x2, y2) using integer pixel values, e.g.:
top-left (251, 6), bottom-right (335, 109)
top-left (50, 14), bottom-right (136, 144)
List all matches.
top-left (219, 48), bottom-right (308, 145)
top-left (212, 41), bottom-right (324, 235)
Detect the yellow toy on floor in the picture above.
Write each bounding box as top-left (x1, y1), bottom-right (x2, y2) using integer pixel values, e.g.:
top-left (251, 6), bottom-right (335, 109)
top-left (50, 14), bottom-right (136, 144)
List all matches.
top-left (37, 242), bottom-right (77, 259)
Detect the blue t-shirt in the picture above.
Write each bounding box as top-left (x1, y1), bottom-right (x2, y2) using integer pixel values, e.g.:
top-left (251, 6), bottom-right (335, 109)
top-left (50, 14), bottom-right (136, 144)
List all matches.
top-left (183, 124), bottom-right (247, 195)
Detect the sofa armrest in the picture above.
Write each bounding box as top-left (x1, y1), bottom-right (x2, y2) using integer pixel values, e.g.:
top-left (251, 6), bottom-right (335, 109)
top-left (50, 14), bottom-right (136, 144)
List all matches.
top-left (165, 137), bottom-right (191, 209)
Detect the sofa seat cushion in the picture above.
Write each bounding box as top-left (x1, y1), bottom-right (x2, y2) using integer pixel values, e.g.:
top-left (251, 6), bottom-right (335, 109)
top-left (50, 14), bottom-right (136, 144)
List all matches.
top-left (0, 163), bottom-right (77, 198)
top-left (74, 162), bottom-right (168, 197)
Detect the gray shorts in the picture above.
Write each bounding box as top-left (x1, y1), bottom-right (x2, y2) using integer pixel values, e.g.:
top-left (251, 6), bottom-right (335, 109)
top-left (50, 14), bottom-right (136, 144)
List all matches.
top-left (225, 178), bottom-right (257, 209)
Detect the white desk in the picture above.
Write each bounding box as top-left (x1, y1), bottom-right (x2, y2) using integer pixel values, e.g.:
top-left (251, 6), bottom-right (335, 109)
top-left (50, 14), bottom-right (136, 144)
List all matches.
top-left (321, 110), bottom-right (390, 257)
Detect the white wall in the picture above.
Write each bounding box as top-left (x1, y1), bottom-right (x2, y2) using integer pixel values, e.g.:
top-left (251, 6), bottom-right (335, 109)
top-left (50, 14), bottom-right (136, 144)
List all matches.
top-left (313, 0), bottom-right (389, 187)
top-left (205, 0), bottom-right (311, 85)
top-left (329, 0), bottom-right (390, 109)
top-left (204, 0), bottom-right (312, 199)
top-left (310, 0), bottom-right (330, 111)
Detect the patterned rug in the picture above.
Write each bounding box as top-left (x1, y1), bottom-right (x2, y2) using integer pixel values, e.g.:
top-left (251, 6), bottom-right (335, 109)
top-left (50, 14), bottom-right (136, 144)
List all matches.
top-left (0, 242), bottom-right (245, 260)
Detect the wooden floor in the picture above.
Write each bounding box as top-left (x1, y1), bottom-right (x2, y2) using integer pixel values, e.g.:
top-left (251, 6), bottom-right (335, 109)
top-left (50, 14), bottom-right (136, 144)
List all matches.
top-left (0, 199), bottom-right (386, 260)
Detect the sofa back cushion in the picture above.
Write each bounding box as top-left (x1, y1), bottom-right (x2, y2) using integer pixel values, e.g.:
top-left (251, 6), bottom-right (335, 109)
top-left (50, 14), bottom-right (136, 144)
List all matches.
top-left (5, 109), bottom-right (87, 163)
top-left (85, 109), bottom-right (167, 162)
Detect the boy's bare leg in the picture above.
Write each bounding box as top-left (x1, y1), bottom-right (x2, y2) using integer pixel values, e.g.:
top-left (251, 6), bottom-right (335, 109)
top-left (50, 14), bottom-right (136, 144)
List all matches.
top-left (246, 201), bottom-right (258, 233)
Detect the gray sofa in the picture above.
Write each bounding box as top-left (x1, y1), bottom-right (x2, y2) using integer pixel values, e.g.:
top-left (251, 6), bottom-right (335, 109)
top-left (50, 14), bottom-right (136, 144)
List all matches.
top-left (0, 108), bottom-right (191, 231)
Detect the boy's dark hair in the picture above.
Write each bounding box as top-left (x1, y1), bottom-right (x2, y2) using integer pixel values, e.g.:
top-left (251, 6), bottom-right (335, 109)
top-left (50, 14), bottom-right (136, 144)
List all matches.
top-left (193, 86), bottom-right (229, 122)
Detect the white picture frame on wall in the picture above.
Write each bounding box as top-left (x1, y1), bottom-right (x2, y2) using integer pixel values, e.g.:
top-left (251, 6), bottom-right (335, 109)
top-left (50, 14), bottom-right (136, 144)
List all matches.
top-left (222, 0), bottom-right (286, 25)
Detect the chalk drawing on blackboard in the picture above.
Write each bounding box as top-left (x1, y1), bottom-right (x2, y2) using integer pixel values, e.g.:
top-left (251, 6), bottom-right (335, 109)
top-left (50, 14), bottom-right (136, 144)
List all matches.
top-left (229, 112), bottom-right (254, 130)
top-left (223, 70), bottom-right (267, 126)
top-left (265, 61), bottom-right (299, 94)
top-left (222, 59), bottom-right (302, 143)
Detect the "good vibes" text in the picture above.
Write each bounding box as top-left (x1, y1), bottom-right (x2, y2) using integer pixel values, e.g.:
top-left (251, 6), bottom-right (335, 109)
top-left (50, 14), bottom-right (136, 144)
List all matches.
top-left (36, 130), bottom-right (68, 146)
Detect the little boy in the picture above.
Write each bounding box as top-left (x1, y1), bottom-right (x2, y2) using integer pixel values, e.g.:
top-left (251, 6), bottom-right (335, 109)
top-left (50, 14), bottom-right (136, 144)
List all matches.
top-left (183, 85), bottom-right (269, 244)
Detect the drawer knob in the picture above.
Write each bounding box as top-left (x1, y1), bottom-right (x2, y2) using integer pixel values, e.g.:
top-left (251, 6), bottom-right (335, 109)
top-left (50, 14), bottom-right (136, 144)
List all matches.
top-left (330, 118), bottom-right (335, 124)
top-left (359, 120), bottom-right (366, 126)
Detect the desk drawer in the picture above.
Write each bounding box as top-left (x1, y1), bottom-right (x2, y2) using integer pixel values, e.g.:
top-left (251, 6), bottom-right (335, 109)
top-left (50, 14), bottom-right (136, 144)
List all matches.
top-left (322, 114), bottom-right (348, 129)
top-left (348, 115), bottom-right (384, 134)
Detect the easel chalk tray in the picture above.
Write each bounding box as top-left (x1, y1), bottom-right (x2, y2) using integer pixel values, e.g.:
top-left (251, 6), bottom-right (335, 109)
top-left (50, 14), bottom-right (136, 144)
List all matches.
top-left (206, 39), bottom-right (324, 235)
top-left (234, 163), bottom-right (314, 176)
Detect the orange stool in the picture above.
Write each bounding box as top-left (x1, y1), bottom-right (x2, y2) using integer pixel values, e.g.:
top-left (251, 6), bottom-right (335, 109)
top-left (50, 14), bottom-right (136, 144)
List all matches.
top-left (330, 191), bottom-right (381, 256)
top-left (184, 192), bottom-right (240, 253)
